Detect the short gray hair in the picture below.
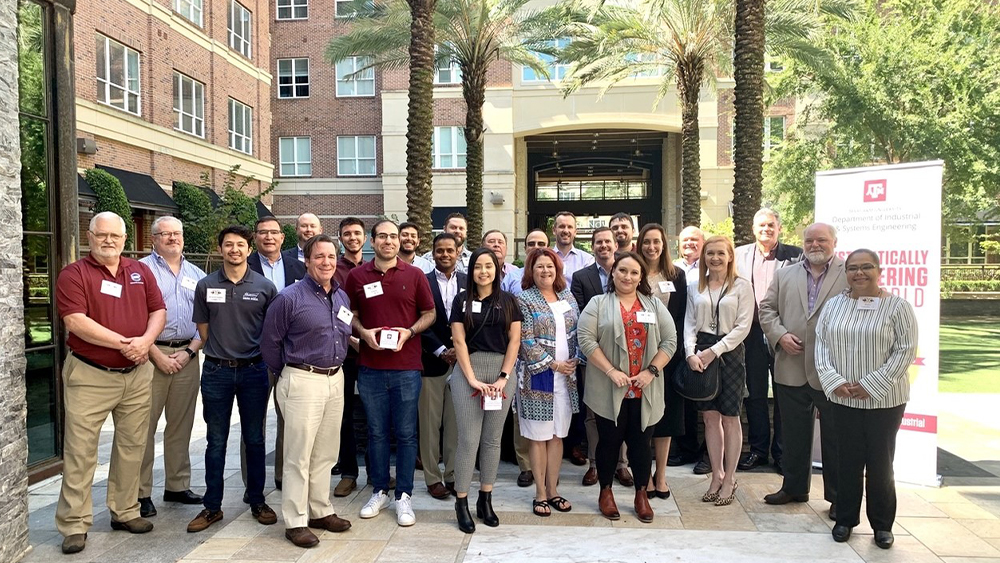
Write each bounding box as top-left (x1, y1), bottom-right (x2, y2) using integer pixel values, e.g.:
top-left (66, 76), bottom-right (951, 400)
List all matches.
top-left (89, 211), bottom-right (127, 233)
top-left (754, 208), bottom-right (781, 225)
top-left (151, 216), bottom-right (183, 234)
top-left (678, 225), bottom-right (705, 241)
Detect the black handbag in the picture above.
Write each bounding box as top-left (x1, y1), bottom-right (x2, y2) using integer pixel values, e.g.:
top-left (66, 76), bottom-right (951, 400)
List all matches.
top-left (673, 285), bottom-right (727, 401)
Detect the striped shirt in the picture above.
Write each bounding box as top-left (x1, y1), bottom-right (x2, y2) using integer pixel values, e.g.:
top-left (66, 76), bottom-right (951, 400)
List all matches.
top-left (140, 251), bottom-right (207, 341)
top-left (815, 291), bottom-right (918, 409)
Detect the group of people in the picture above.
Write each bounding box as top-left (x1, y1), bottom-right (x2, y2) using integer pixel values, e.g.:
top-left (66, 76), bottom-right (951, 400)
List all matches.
top-left (53, 207), bottom-right (917, 555)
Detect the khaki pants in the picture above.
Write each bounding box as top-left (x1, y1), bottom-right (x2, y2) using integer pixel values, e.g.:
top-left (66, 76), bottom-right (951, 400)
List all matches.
top-left (275, 366), bottom-right (344, 528)
top-left (242, 369), bottom-right (283, 486)
top-left (418, 374), bottom-right (457, 486)
top-left (56, 355), bottom-right (153, 536)
top-left (139, 344), bottom-right (200, 498)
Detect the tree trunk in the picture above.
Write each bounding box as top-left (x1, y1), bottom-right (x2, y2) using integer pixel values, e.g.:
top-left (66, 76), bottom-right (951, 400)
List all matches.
top-left (406, 0), bottom-right (437, 253)
top-left (677, 57), bottom-right (705, 227)
top-left (733, 0), bottom-right (766, 245)
top-left (463, 62), bottom-right (488, 246)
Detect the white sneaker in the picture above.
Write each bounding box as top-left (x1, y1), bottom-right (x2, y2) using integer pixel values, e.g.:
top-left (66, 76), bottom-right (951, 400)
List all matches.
top-left (360, 490), bottom-right (390, 519)
top-left (395, 492), bottom-right (416, 526)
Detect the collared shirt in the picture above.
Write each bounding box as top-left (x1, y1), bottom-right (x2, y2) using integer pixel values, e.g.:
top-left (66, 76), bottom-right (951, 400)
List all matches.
top-left (556, 245), bottom-right (596, 283)
top-left (297, 245), bottom-right (305, 263)
top-left (193, 267), bottom-right (276, 360)
top-left (56, 255), bottom-right (166, 368)
top-left (407, 254), bottom-right (434, 274)
top-left (674, 258), bottom-right (699, 276)
top-left (257, 252), bottom-right (287, 291)
top-left (422, 247), bottom-right (472, 274)
top-left (597, 263), bottom-right (610, 291)
top-left (501, 267), bottom-right (525, 296)
top-left (433, 268), bottom-right (460, 356)
top-left (334, 254), bottom-right (364, 289)
top-left (140, 250), bottom-right (206, 341)
top-left (751, 244), bottom-right (779, 306)
top-left (260, 274), bottom-right (351, 373)
top-left (502, 262), bottom-right (516, 277)
top-left (803, 258), bottom-right (833, 314)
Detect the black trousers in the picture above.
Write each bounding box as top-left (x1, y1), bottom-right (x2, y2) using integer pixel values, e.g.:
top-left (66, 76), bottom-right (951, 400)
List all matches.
top-left (595, 398), bottom-right (653, 490)
top-left (338, 355), bottom-right (365, 479)
top-left (774, 382), bottom-right (838, 502)
top-left (744, 323), bottom-right (782, 460)
top-left (829, 402), bottom-right (905, 532)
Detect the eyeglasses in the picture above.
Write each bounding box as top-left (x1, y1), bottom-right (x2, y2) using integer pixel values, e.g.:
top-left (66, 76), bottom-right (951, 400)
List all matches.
top-left (256, 230), bottom-right (282, 236)
top-left (846, 264), bottom-right (877, 273)
top-left (90, 231), bottom-right (124, 242)
top-left (152, 231), bottom-right (183, 238)
top-left (373, 233), bottom-right (399, 241)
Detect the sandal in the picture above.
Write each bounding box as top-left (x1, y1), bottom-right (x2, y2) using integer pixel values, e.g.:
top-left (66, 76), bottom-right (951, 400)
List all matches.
top-left (715, 481), bottom-right (739, 507)
top-left (548, 496), bottom-right (572, 512)
top-left (532, 499), bottom-right (551, 517)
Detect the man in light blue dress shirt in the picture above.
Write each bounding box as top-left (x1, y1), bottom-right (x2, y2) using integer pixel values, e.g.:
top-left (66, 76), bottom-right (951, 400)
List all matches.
top-left (500, 229), bottom-right (549, 297)
top-left (552, 211), bottom-right (595, 283)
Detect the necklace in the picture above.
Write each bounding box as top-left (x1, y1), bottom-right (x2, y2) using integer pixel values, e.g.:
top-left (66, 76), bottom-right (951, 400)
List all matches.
top-left (707, 282), bottom-right (725, 331)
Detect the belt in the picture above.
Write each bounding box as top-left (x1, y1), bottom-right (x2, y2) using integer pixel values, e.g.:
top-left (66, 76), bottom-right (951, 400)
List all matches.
top-left (287, 363), bottom-right (341, 376)
top-left (204, 355), bottom-right (263, 368)
top-left (155, 338), bottom-right (192, 348)
top-left (72, 353), bottom-right (137, 374)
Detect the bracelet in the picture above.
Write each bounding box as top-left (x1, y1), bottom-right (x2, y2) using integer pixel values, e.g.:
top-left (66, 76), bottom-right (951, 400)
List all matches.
top-left (605, 366), bottom-right (616, 376)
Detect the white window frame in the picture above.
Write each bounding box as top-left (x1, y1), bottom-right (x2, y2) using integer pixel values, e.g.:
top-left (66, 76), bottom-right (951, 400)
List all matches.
top-left (173, 72), bottom-right (204, 138)
top-left (335, 56), bottom-right (375, 97)
top-left (279, 137), bottom-right (312, 177)
top-left (228, 0), bottom-right (252, 58)
top-left (276, 0), bottom-right (308, 19)
top-left (434, 47), bottom-right (462, 85)
top-left (228, 98), bottom-right (253, 155)
top-left (277, 58), bottom-right (310, 99)
top-left (175, 0), bottom-right (203, 26)
top-left (335, 0), bottom-right (357, 17)
top-left (96, 35), bottom-right (141, 116)
top-left (337, 136), bottom-right (377, 176)
top-left (522, 38), bottom-right (570, 83)
top-left (432, 126), bottom-right (467, 169)
top-left (764, 115), bottom-right (786, 160)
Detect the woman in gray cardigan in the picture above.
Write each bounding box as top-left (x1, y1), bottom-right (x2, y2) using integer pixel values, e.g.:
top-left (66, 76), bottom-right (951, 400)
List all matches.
top-left (577, 252), bottom-right (677, 523)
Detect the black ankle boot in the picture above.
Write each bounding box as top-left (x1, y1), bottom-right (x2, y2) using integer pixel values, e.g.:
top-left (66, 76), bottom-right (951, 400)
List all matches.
top-left (476, 490), bottom-right (499, 527)
top-left (456, 497), bottom-right (476, 533)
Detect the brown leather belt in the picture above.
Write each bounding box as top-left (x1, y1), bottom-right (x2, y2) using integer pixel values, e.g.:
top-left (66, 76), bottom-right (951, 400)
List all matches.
top-left (287, 363), bottom-right (341, 376)
top-left (155, 338), bottom-right (192, 348)
top-left (72, 352), bottom-right (137, 374)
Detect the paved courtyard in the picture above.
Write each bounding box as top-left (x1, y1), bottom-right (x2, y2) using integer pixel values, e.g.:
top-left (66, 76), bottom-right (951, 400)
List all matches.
top-left (23, 392), bottom-right (1000, 563)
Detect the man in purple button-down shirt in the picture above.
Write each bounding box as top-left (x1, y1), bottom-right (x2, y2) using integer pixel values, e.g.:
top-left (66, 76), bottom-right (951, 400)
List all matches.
top-left (261, 234), bottom-right (353, 548)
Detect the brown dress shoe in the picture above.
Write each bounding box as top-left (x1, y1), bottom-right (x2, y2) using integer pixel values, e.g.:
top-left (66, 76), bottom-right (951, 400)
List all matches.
top-left (187, 509), bottom-right (224, 533)
top-left (599, 487), bottom-right (620, 520)
top-left (570, 445), bottom-right (588, 466)
top-left (252, 503), bottom-right (278, 525)
top-left (334, 477), bottom-right (357, 497)
top-left (634, 489), bottom-right (654, 523)
top-left (308, 513), bottom-right (352, 532)
top-left (582, 466), bottom-right (598, 486)
top-left (615, 467), bottom-right (634, 487)
top-left (110, 517), bottom-right (154, 533)
top-left (61, 533), bottom-right (87, 554)
top-left (427, 481), bottom-right (450, 499)
top-left (285, 527), bottom-right (320, 548)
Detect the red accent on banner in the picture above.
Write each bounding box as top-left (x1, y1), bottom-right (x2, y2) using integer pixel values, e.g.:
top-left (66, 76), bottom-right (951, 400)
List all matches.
top-left (864, 179), bottom-right (887, 202)
top-left (899, 414), bottom-right (937, 433)
top-left (913, 357), bottom-right (925, 366)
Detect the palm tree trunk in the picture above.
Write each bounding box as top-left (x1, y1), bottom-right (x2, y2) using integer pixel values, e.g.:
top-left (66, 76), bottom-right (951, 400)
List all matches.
top-left (463, 62), bottom-right (488, 246)
top-left (677, 57), bottom-right (705, 227)
top-left (406, 0), bottom-right (437, 252)
top-left (733, 0), bottom-right (766, 245)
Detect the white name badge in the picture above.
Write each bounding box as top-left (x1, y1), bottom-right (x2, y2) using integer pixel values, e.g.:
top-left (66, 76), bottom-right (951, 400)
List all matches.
top-left (180, 276), bottom-right (198, 291)
top-left (857, 297), bottom-right (880, 310)
top-left (337, 305), bottom-right (354, 325)
top-left (658, 280), bottom-right (676, 293)
top-left (550, 300), bottom-right (571, 315)
top-left (100, 280), bottom-right (123, 298)
top-left (363, 281), bottom-right (384, 298)
top-left (206, 288), bottom-right (227, 303)
top-left (472, 301), bottom-right (483, 314)
top-left (636, 311), bottom-right (657, 324)
top-left (379, 329), bottom-right (399, 349)
top-left (483, 393), bottom-right (503, 411)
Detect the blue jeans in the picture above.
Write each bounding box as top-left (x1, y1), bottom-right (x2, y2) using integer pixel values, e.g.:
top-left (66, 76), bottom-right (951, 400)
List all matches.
top-left (201, 359), bottom-right (270, 511)
top-left (357, 368), bottom-right (421, 499)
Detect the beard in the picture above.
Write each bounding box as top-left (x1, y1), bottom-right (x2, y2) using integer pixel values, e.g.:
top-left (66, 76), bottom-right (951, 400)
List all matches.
top-left (806, 250), bottom-right (830, 265)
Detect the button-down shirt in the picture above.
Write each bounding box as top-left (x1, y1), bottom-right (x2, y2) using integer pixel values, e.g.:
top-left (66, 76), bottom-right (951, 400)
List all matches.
top-left (751, 245), bottom-right (779, 306)
top-left (804, 258), bottom-right (832, 314)
top-left (260, 275), bottom-right (351, 373)
top-left (408, 254), bottom-right (434, 274)
top-left (140, 250), bottom-right (206, 341)
top-left (597, 263), bottom-right (610, 291)
top-left (556, 245), bottom-right (596, 283)
top-left (674, 257), bottom-right (699, 277)
top-left (501, 267), bottom-right (525, 296)
top-left (257, 252), bottom-right (287, 291)
top-left (296, 246), bottom-right (305, 263)
top-left (433, 268), bottom-right (460, 356)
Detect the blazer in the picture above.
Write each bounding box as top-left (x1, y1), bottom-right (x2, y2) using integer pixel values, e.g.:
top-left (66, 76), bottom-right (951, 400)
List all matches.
top-left (758, 257), bottom-right (847, 390)
top-left (247, 250), bottom-right (306, 289)
top-left (570, 262), bottom-right (607, 311)
top-left (578, 292), bottom-right (676, 430)
top-left (283, 246), bottom-right (303, 264)
top-left (421, 270), bottom-right (467, 377)
top-left (735, 241), bottom-right (803, 279)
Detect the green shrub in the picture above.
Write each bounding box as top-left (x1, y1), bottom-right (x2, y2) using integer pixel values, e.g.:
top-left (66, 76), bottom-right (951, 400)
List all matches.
top-left (172, 181), bottom-right (214, 254)
top-left (85, 168), bottom-right (135, 249)
top-left (281, 223), bottom-right (297, 250)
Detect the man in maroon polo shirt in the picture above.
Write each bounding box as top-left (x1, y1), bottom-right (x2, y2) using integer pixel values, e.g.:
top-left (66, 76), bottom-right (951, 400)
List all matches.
top-left (54, 211), bottom-right (167, 554)
top-left (344, 219), bottom-right (435, 527)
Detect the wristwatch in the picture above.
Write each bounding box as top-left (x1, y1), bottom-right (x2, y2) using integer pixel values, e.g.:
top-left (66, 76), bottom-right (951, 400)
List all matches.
top-left (647, 365), bottom-right (660, 378)
top-left (498, 371), bottom-right (509, 379)
top-left (184, 347), bottom-right (197, 359)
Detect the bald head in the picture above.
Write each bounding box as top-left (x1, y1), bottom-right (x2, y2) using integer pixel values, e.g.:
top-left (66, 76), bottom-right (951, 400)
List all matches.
top-left (678, 226), bottom-right (704, 263)
top-left (296, 213), bottom-right (322, 246)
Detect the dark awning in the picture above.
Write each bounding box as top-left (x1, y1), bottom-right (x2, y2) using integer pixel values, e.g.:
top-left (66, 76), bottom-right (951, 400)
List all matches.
top-left (257, 200), bottom-right (273, 219)
top-left (78, 165), bottom-right (178, 213)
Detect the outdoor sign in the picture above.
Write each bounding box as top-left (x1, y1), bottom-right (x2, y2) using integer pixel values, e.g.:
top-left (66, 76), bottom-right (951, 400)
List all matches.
top-left (815, 160), bottom-right (943, 487)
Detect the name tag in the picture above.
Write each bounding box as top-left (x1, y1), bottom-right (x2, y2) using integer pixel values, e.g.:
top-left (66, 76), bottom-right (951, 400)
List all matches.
top-left (857, 297), bottom-right (880, 310)
top-left (379, 329), bottom-right (399, 349)
top-left (100, 280), bottom-right (123, 298)
top-left (337, 306), bottom-right (354, 325)
top-left (206, 288), bottom-right (227, 303)
top-left (472, 301), bottom-right (483, 313)
top-left (550, 300), bottom-right (571, 315)
top-left (181, 276), bottom-right (198, 291)
top-left (363, 281), bottom-right (384, 298)
top-left (658, 280), bottom-right (676, 293)
top-left (483, 393), bottom-right (502, 411)
top-left (636, 311), bottom-right (657, 324)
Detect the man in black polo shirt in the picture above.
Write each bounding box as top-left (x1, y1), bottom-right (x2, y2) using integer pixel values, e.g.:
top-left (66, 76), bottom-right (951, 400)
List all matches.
top-left (187, 225), bottom-right (278, 533)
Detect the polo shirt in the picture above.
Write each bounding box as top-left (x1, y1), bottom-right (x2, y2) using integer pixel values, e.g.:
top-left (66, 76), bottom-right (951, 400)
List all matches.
top-left (344, 259), bottom-right (435, 371)
top-left (334, 254), bottom-right (364, 289)
top-left (56, 255), bottom-right (166, 368)
top-left (193, 267), bottom-right (276, 360)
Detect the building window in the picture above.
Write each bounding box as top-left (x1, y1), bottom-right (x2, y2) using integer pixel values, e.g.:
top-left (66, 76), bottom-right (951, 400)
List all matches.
top-left (279, 137), bottom-right (312, 176)
top-left (175, 0), bottom-right (203, 26)
top-left (433, 126), bottom-right (467, 169)
top-left (173, 72), bottom-right (204, 137)
top-left (277, 0), bottom-right (307, 19)
top-left (335, 56), bottom-right (375, 97)
top-left (522, 38), bottom-right (570, 83)
top-left (764, 116), bottom-right (785, 159)
top-left (335, 0), bottom-right (360, 17)
top-left (337, 136), bottom-right (376, 176)
top-left (228, 0), bottom-right (252, 58)
top-left (228, 98), bottom-right (253, 154)
top-left (95, 35), bottom-right (141, 115)
top-left (434, 52), bottom-right (461, 85)
top-left (277, 58), bottom-right (309, 98)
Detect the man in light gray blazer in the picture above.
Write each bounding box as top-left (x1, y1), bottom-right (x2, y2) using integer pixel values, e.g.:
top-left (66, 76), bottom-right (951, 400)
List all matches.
top-left (758, 223), bottom-right (846, 519)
